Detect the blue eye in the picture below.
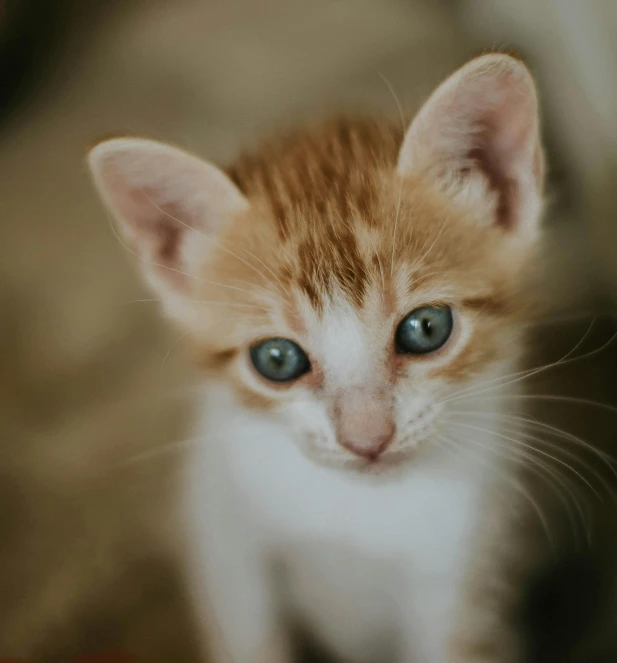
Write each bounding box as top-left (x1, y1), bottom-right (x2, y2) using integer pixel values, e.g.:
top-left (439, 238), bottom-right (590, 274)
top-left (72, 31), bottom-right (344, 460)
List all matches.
top-left (250, 338), bottom-right (311, 382)
top-left (395, 306), bottom-right (453, 355)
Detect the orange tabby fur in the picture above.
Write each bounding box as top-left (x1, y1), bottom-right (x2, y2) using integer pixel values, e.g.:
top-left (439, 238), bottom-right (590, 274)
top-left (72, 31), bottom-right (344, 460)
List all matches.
top-left (91, 54), bottom-right (617, 663)
top-left (182, 115), bottom-right (539, 403)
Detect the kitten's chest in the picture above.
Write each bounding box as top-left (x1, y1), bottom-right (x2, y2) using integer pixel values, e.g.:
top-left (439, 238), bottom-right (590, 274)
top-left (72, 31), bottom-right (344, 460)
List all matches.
top-left (231, 438), bottom-right (484, 564)
top-left (230, 441), bottom-right (485, 661)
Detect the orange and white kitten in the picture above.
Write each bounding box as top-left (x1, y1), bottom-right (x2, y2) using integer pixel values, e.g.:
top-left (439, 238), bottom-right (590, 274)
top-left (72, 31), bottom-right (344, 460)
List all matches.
top-left (88, 55), bottom-right (546, 663)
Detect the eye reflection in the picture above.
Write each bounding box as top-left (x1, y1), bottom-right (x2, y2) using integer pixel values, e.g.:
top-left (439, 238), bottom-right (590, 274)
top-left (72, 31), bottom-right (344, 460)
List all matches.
top-left (250, 338), bottom-right (311, 382)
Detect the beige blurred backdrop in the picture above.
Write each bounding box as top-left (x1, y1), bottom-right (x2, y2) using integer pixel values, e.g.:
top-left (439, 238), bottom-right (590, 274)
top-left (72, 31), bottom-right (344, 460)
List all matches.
top-left (0, 1), bottom-right (615, 661)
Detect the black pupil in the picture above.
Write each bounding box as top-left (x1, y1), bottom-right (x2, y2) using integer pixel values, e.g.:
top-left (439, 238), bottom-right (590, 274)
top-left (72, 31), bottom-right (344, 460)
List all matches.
top-left (269, 347), bottom-right (284, 366)
top-left (395, 306), bottom-right (453, 354)
top-left (251, 338), bottom-right (310, 382)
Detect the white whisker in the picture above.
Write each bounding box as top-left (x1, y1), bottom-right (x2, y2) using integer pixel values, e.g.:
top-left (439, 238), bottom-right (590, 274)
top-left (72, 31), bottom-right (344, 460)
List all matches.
top-left (447, 409), bottom-right (617, 479)
top-left (104, 208), bottom-right (205, 285)
top-left (407, 218), bottom-right (448, 277)
top-left (142, 191), bottom-right (286, 295)
top-left (443, 428), bottom-right (588, 546)
top-left (450, 414), bottom-right (615, 513)
top-left (111, 436), bottom-right (204, 469)
top-left (375, 69), bottom-right (407, 280)
top-left (367, 230), bottom-right (386, 294)
top-left (474, 393), bottom-right (617, 416)
top-left (437, 433), bottom-right (555, 548)
top-left (449, 419), bottom-right (602, 501)
top-left (160, 331), bottom-right (191, 371)
top-left (439, 320), bottom-right (617, 407)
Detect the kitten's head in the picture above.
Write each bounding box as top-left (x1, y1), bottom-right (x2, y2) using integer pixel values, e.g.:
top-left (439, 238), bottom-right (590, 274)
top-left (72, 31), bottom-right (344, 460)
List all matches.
top-left (88, 54), bottom-right (544, 471)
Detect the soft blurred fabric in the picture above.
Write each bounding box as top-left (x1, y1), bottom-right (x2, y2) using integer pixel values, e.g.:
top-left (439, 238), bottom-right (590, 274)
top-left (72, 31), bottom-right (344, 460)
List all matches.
top-left (0, 1), bottom-right (614, 661)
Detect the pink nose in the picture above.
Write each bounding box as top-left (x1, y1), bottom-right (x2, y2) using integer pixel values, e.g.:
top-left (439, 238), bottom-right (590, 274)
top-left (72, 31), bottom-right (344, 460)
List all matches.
top-left (340, 423), bottom-right (394, 460)
top-left (334, 388), bottom-right (395, 461)
top-left (339, 420), bottom-right (396, 460)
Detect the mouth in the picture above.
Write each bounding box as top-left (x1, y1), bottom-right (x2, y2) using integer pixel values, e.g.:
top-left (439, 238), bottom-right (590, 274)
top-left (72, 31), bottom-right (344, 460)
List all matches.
top-left (305, 445), bottom-right (418, 475)
top-left (352, 448), bottom-right (418, 473)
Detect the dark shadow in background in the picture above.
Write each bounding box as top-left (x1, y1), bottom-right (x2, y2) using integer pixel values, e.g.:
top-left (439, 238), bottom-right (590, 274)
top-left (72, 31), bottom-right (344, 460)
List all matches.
top-left (0, 0), bottom-right (119, 134)
top-left (0, 0), bottom-right (69, 125)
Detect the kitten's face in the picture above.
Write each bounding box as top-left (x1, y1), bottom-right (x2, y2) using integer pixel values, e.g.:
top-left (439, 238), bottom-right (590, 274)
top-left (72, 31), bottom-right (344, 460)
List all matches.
top-left (88, 54), bottom-right (544, 471)
top-left (193, 166), bottom-right (526, 470)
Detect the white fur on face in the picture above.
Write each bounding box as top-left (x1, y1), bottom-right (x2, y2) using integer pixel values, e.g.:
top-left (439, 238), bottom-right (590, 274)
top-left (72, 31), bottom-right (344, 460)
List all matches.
top-left (272, 288), bottom-right (455, 467)
top-left (318, 299), bottom-right (373, 389)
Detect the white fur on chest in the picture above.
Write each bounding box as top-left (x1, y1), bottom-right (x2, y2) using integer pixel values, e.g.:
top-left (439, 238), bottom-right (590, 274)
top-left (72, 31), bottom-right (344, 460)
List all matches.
top-left (188, 390), bottom-right (492, 662)
top-left (231, 424), bottom-right (483, 564)
top-left (237, 432), bottom-right (485, 660)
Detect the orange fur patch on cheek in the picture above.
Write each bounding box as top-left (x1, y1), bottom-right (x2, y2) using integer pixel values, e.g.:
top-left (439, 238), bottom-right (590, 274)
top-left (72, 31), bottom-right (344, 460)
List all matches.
top-left (461, 295), bottom-right (512, 316)
top-left (195, 348), bottom-right (281, 411)
top-left (233, 381), bottom-right (279, 411)
top-left (193, 347), bottom-right (239, 372)
top-left (427, 315), bottom-right (511, 382)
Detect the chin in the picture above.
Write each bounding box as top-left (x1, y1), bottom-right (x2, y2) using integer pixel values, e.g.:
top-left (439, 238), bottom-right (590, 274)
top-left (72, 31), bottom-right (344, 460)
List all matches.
top-left (303, 443), bottom-right (419, 477)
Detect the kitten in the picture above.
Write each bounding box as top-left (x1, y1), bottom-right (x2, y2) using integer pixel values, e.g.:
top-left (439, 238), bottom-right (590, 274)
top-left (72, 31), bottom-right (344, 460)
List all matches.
top-left (87, 54), bottom-right (554, 663)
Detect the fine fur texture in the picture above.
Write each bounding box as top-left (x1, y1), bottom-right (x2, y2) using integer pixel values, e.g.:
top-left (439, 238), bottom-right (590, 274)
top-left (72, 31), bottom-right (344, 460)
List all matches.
top-left (87, 54), bottom-right (615, 663)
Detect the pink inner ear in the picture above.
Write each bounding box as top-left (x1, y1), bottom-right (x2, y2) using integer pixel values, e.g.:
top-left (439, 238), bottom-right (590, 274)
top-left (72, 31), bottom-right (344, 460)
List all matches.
top-left (154, 215), bottom-right (182, 262)
top-left (89, 138), bottom-right (251, 296)
top-left (464, 131), bottom-right (520, 231)
top-left (136, 193), bottom-right (187, 287)
top-left (126, 186), bottom-right (190, 262)
top-left (102, 165), bottom-right (196, 288)
top-left (465, 147), bottom-right (516, 228)
top-left (461, 76), bottom-right (537, 230)
top-left (399, 55), bottom-right (542, 234)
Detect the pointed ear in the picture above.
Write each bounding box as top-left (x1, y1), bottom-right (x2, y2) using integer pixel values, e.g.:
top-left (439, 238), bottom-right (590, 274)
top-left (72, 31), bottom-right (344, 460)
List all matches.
top-left (397, 54), bottom-right (544, 241)
top-left (87, 138), bottom-right (248, 309)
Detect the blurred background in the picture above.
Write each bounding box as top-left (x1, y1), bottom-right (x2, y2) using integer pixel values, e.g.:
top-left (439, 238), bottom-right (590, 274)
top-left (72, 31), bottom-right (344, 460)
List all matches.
top-left (0, 1), bottom-right (616, 661)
